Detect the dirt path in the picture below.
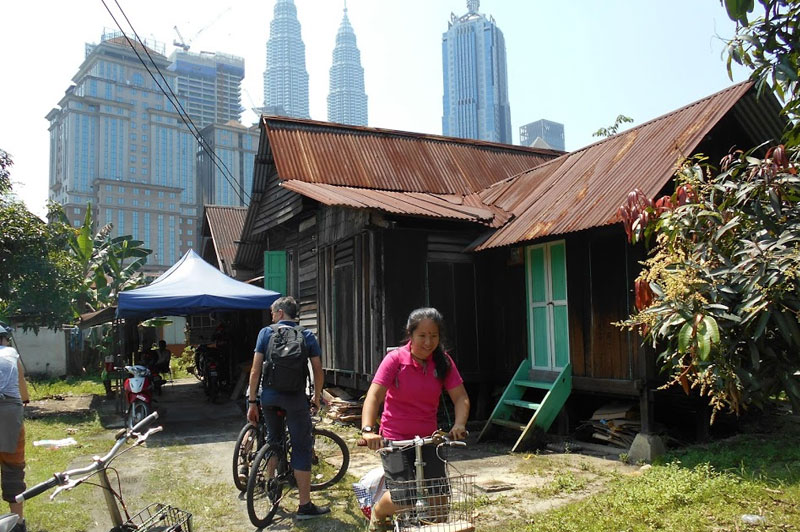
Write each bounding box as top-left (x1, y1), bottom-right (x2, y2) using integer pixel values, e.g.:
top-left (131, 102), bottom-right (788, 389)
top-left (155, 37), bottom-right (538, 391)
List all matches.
top-left (31, 379), bottom-right (638, 531)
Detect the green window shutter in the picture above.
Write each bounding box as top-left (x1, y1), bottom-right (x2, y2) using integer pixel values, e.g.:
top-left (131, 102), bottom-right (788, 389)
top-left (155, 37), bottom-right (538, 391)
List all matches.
top-left (264, 250), bottom-right (286, 295)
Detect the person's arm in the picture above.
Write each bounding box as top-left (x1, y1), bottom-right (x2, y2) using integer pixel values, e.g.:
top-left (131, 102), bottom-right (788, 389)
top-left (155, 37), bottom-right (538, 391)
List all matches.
top-left (361, 382), bottom-right (387, 450)
top-left (446, 384), bottom-right (469, 440)
top-left (17, 359), bottom-right (29, 404)
top-left (247, 352), bottom-right (264, 425)
top-left (310, 356), bottom-right (323, 410)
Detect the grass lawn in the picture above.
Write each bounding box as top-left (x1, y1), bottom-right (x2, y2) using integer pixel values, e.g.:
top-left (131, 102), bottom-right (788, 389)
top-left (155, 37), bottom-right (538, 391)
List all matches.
top-left (27, 375), bottom-right (106, 401)
top-left (484, 418), bottom-right (800, 531)
top-left (23, 412), bottom-right (113, 532)
top-left (18, 381), bottom-right (800, 531)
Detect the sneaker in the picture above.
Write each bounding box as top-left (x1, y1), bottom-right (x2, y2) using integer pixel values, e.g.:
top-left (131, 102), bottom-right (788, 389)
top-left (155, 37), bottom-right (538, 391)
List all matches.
top-left (11, 519), bottom-right (27, 532)
top-left (296, 501), bottom-right (330, 520)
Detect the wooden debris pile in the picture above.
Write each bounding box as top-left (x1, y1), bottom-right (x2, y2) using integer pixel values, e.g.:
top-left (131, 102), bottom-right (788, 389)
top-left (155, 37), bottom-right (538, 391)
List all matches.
top-left (581, 402), bottom-right (640, 448)
top-left (322, 386), bottom-right (363, 424)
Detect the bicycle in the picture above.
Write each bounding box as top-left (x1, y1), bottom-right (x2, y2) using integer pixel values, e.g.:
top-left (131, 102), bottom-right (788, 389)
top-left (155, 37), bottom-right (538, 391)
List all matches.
top-left (365, 431), bottom-right (475, 532)
top-left (245, 405), bottom-right (350, 527)
top-left (14, 412), bottom-right (192, 532)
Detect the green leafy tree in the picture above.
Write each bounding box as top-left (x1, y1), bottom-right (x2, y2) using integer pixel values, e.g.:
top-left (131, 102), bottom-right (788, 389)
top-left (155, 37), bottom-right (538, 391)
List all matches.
top-left (723, 0), bottom-right (800, 145)
top-left (620, 149), bottom-right (800, 418)
top-left (593, 115), bottom-right (634, 138)
top-left (0, 153), bottom-right (80, 330)
top-left (617, 1), bottom-right (800, 419)
top-left (65, 205), bottom-right (151, 315)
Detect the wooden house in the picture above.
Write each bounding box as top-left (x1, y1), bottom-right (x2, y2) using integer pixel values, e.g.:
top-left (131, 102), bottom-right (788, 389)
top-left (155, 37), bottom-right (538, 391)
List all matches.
top-left (233, 82), bottom-right (784, 446)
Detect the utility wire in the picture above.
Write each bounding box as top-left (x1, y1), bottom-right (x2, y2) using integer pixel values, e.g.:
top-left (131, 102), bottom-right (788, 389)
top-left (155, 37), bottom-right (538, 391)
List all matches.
top-left (99, 0), bottom-right (251, 204)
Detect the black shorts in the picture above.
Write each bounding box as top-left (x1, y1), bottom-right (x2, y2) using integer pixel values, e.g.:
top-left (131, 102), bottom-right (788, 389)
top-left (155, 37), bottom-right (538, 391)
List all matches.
top-left (381, 444), bottom-right (450, 504)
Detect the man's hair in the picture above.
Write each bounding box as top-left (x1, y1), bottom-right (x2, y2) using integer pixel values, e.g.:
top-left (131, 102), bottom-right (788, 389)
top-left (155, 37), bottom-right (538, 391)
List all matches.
top-left (271, 296), bottom-right (299, 319)
top-left (158, 340), bottom-right (167, 348)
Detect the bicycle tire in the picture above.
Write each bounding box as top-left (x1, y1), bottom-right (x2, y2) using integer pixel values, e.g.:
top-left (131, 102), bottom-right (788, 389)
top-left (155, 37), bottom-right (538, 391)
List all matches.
top-left (246, 444), bottom-right (286, 528)
top-left (310, 427), bottom-right (350, 490)
top-left (232, 423), bottom-right (257, 492)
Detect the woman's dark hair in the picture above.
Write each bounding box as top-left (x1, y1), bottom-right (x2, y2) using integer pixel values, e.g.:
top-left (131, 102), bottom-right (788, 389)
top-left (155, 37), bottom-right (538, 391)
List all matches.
top-left (405, 307), bottom-right (450, 380)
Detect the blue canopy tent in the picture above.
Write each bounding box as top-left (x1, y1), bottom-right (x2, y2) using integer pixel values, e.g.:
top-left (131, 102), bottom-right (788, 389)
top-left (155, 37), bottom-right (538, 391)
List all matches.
top-left (117, 250), bottom-right (280, 319)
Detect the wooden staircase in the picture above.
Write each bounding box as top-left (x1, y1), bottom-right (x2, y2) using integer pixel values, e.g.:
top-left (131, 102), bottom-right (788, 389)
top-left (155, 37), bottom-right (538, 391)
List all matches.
top-left (478, 360), bottom-right (572, 452)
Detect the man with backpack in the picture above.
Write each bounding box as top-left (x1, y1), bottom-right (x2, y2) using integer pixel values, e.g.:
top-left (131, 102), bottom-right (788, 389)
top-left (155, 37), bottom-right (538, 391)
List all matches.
top-left (246, 296), bottom-right (330, 520)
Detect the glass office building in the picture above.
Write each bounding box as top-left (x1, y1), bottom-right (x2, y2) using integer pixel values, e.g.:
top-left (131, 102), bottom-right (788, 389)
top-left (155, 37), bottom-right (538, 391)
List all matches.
top-left (442, 1), bottom-right (512, 144)
top-left (263, 0), bottom-right (310, 119)
top-left (520, 119), bottom-right (565, 151)
top-left (327, 6), bottom-right (368, 126)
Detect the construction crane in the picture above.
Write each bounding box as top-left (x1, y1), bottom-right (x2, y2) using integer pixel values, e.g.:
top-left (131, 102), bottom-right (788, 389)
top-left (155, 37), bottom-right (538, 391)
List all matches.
top-left (173, 6), bottom-right (232, 52)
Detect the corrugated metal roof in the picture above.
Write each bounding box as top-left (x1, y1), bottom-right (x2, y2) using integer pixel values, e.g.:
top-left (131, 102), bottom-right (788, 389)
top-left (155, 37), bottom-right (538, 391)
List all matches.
top-left (262, 117), bottom-right (561, 195)
top-left (475, 82), bottom-right (782, 250)
top-left (281, 180), bottom-right (511, 227)
top-left (202, 206), bottom-right (248, 275)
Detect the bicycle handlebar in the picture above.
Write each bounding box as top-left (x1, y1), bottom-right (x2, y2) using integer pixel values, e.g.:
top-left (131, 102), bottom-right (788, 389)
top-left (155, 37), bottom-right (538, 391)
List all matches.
top-left (16, 411), bottom-right (161, 503)
top-left (357, 430), bottom-right (468, 450)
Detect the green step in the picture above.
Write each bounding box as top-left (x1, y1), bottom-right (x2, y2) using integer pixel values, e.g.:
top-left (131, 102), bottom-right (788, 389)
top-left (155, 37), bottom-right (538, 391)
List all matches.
top-left (515, 379), bottom-right (553, 390)
top-left (504, 399), bottom-right (541, 410)
top-left (491, 419), bottom-right (526, 431)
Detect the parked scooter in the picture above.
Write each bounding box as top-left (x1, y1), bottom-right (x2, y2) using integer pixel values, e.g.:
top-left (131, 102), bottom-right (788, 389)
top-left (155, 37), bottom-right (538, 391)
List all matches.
top-left (201, 346), bottom-right (228, 403)
top-left (122, 365), bottom-right (153, 429)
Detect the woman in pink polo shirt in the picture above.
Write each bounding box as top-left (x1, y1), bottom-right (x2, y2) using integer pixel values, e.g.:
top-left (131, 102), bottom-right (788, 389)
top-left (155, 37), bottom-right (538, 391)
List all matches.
top-left (361, 307), bottom-right (470, 531)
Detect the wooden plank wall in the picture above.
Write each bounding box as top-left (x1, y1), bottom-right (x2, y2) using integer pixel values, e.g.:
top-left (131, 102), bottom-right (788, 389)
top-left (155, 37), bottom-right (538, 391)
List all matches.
top-left (565, 228), bottom-right (640, 391)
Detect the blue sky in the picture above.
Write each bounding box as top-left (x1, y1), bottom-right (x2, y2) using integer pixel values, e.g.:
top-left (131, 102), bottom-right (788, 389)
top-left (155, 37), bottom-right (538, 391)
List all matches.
top-left (1, 0), bottom-right (747, 217)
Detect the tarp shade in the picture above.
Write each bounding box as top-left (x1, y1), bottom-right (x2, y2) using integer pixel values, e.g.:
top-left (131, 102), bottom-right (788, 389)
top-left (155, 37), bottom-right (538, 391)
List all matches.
top-left (117, 250), bottom-right (280, 319)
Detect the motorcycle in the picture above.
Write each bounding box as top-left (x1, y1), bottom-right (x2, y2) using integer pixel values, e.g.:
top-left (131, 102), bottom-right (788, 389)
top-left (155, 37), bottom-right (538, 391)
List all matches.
top-left (122, 365), bottom-right (153, 429)
top-left (201, 346), bottom-right (228, 403)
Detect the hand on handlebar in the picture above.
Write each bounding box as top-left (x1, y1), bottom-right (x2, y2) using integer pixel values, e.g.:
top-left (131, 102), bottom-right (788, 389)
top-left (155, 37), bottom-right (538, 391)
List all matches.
top-left (362, 432), bottom-right (384, 451)
top-left (448, 424), bottom-right (468, 441)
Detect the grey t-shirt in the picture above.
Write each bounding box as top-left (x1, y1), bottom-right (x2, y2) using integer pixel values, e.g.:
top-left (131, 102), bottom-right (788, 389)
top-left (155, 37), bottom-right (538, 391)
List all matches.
top-left (0, 345), bottom-right (21, 399)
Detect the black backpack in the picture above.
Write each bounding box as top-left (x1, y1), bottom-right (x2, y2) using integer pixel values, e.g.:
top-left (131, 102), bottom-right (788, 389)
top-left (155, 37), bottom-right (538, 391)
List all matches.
top-left (262, 324), bottom-right (309, 393)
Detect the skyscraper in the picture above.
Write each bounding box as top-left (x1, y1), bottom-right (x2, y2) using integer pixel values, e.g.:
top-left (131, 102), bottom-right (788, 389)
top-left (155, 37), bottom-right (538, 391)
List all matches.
top-left (327, 4), bottom-right (368, 126)
top-left (47, 31), bottom-right (197, 271)
top-left (263, 0), bottom-right (310, 119)
top-left (198, 121), bottom-right (258, 207)
top-left (168, 49), bottom-right (245, 129)
top-left (520, 119), bottom-right (565, 151)
top-left (441, 0), bottom-right (512, 144)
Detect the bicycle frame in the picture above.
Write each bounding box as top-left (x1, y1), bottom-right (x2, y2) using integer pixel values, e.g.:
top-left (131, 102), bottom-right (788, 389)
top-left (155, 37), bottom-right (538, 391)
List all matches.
top-left (376, 432), bottom-right (474, 531)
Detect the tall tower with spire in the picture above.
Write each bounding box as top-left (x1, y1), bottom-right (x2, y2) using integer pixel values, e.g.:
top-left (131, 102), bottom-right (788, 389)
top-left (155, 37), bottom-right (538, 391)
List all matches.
top-left (327, 2), bottom-right (368, 126)
top-left (263, 0), bottom-right (309, 118)
top-left (442, 0), bottom-right (512, 144)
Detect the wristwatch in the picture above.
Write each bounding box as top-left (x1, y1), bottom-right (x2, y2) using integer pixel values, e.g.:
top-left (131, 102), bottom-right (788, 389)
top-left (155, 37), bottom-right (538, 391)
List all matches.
top-left (360, 425), bottom-right (375, 434)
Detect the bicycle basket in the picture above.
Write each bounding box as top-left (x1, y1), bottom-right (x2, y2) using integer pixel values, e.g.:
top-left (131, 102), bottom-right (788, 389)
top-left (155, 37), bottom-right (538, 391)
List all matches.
top-left (124, 503), bottom-right (193, 532)
top-left (386, 474), bottom-right (475, 532)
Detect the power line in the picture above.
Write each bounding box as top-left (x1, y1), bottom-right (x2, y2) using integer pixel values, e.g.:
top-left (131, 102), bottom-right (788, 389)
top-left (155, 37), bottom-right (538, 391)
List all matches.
top-left (99, 0), bottom-right (251, 205)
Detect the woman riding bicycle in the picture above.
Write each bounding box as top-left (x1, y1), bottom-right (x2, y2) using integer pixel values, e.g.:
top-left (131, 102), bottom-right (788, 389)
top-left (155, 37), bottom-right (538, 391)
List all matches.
top-left (360, 308), bottom-right (470, 531)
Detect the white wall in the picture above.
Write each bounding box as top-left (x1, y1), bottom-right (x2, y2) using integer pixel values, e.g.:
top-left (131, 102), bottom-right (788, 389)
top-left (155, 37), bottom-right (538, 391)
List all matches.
top-left (12, 328), bottom-right (67, 377)
top-left (161, 316), bottom-right (187, 345)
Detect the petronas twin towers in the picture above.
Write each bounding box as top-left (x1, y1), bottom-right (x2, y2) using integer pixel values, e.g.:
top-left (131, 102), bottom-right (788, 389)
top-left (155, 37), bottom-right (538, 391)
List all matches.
top-left (263, 0), bottom-right (367, 126)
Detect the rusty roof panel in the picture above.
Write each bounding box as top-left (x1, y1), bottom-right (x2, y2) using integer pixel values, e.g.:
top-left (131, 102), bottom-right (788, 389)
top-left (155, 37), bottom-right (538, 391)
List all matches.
top-left (281, 180), bottom-right (508, 227)
top-left (203, 206), bottom-right (248, 274)
top-left (262, 118), bottom-right (560, 195)
top-left (476, 82), bottom-right (758, 250)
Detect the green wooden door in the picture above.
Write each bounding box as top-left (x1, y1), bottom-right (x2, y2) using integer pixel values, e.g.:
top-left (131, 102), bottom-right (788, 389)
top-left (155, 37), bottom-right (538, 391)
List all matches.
top-left (525, 241), bottom-right (569, 370)
top-left (263, 250), bottom-right (286, 295)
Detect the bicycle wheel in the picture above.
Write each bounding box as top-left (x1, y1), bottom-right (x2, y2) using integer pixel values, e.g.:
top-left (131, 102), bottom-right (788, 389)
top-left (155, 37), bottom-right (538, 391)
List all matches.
top-left (310, 427), bottom-right (350, 490)
top-left (246, 444), bottom-right (286, 528)
top-left (232, 423), bottom-right (257, 492)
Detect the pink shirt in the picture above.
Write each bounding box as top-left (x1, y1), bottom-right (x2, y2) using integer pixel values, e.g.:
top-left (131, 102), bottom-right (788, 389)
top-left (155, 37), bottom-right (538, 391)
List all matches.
top-left (372, 342), bottom-right (463, 441)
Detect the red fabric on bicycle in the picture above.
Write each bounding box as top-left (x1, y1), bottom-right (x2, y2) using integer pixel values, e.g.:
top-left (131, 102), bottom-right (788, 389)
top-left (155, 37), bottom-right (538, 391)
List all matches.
top-left (372, 342), bottom-right (462, 441)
